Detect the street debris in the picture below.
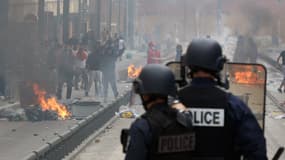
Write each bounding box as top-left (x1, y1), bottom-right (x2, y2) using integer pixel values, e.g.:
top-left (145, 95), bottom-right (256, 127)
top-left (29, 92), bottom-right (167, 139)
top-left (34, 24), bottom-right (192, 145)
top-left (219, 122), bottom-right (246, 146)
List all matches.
top-left (116, 105), bottom-right (138, 119)
top-left (25, 105), bottom-right (58, 121)
top-left (269, 111), bottom-right (285, 119)
top-left (274, 114), bottom-right (285, 120)
top-left (0, 107), bottom-right (25, 121)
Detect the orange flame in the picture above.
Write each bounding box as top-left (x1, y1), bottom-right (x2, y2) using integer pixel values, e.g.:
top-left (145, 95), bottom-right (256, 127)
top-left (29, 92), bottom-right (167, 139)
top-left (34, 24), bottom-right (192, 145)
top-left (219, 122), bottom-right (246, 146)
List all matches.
top-left (234, 70), bottom-right (264, 84)
top-left (33, 84), bottom-right (71, 119)
top-left (128, 64), bottom-right (142, 79)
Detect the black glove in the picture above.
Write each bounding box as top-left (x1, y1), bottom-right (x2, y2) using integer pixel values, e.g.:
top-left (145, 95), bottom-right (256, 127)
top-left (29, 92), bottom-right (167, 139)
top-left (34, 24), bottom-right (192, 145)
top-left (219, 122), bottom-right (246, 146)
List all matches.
top-left (120, 129), bottom-right (130, 153)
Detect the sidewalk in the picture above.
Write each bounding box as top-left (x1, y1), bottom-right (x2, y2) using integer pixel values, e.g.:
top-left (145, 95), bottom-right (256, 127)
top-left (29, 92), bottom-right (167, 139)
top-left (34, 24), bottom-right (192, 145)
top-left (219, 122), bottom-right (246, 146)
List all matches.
top-left (73, 118), bottom-right (132, 160)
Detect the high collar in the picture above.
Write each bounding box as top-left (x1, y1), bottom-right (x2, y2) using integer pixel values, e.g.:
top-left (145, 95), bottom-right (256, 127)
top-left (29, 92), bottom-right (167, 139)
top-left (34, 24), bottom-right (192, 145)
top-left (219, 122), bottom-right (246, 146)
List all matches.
top-left (148, 102), bottom-right (168, 112)
top-left (190, 78), bottom-right (217, 87)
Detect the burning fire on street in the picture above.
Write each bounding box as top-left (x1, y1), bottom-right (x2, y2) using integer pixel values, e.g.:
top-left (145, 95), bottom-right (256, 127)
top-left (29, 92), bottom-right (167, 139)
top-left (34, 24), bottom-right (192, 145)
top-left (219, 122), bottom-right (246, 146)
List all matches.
top-left (232, 66), bottom-right (265, 85)
top-left (33, 84), bottom-right (71, 120)
top-left (128, 64), bottom-right (142, 79)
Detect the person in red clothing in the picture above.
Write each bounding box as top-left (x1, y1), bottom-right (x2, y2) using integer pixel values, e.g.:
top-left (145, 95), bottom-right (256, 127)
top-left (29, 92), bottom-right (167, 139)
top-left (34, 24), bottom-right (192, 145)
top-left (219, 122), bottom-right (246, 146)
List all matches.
top-left (77, 47), bottom-right (88, 61)
top-left (147, 42), bottom-right (160, 64)
top-left (154, 47), bottom-right (161, 64)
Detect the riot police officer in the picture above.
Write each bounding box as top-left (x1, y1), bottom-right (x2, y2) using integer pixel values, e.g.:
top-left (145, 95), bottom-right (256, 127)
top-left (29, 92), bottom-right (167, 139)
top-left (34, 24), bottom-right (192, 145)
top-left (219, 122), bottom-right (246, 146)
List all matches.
top-left (178, 38), bottom-right (267, 159)
top-left (124, 64), bottom-right (193, 160)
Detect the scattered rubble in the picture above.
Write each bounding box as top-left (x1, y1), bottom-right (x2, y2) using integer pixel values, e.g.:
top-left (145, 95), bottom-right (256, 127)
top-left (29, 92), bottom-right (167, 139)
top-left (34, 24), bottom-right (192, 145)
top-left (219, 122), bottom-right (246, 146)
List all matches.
top-left (24, 105), bottom-right (58, 122)
top-left (116, 105), bottom-right (138, 119)
top-left (274, 114), bottom-right (285, 120)
top-left (0, 107), bottom-right (25, 121)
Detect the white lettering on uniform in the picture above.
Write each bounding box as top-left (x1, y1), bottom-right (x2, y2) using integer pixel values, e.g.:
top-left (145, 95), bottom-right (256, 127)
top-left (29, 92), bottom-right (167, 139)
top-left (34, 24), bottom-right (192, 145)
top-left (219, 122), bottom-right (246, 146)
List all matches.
top-left (185, 108), bottom-right (225, 127)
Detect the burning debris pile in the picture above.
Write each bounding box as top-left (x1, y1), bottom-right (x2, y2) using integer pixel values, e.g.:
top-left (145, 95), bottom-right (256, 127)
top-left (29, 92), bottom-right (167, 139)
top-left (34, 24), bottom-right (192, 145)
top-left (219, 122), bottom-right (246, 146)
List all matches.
top-left (119, 64), bottom-right (143, 82)
top-left (231, 66), bottom-right (265, 85)
top-left (25, 106), bottom-right (58, 121)
top-left (24, 84), bottom-right (71, 121)
top-left (128, 64), bottom-right (142, 79)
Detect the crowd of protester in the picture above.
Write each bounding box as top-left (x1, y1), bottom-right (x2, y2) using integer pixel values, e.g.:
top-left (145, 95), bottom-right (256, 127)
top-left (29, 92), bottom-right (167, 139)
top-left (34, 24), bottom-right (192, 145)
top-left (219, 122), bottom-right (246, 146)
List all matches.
top-left (46, 31), bottom-right (125, 102)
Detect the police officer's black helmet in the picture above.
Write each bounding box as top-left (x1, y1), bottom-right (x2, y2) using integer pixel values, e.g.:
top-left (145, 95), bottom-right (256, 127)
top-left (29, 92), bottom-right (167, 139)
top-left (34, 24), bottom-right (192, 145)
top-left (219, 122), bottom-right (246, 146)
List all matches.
top-left (133, 64), bottom-right (177, 97)
top-left (184, 38), bottom-right (226, 73)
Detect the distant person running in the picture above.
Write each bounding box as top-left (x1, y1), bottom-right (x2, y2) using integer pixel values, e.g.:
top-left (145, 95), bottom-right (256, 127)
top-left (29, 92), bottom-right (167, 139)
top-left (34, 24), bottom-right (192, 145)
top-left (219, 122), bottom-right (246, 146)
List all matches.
top-left (277, 50), bottom-right (285, 93)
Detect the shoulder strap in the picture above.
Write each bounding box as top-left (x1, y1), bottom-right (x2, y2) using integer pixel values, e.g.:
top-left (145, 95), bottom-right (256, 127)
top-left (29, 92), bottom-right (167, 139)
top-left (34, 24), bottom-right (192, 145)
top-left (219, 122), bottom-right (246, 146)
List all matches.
top-left (142, 109), bottom-right (174, 130)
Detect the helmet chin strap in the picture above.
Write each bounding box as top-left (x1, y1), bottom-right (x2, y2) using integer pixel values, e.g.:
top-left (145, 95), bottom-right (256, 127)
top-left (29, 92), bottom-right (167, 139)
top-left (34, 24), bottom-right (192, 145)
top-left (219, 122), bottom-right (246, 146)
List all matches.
top-left (140, 95), bottom-right (167, 111)
top-left (140, 95), bottom-right (156, 111)
top-left (215, 73), bottom-right (229, 89)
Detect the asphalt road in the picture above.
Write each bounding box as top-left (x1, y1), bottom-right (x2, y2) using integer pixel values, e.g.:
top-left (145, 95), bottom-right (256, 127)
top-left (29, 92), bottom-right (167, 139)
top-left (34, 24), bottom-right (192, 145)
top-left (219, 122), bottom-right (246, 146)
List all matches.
top-left (0, 120), bottom-right (78, 160)
top-left (0, 51), bottom-right (145, 160)
top-left (73, 118), bottom-right (133, 160)
top-left (73, 104), bottom-right (144, 160)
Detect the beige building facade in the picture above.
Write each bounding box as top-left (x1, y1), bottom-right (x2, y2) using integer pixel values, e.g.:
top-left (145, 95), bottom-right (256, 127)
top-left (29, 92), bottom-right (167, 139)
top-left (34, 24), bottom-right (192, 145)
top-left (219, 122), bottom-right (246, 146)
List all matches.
top-left (8, 0), bottom-right (81, 22)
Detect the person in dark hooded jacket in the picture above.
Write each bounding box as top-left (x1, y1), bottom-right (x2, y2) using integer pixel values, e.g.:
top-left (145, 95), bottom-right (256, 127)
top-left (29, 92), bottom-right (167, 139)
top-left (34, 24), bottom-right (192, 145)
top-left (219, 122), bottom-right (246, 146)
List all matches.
top-left (85, 41), bottom-right (103, 96)
top-left (100, 39), bottom-right (119, 101)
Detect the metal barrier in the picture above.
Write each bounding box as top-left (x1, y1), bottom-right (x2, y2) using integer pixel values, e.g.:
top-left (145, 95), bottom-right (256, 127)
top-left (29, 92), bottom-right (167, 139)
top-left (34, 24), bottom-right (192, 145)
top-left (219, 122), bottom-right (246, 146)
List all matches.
top-left (23, 91), bottom-right (131, 160)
